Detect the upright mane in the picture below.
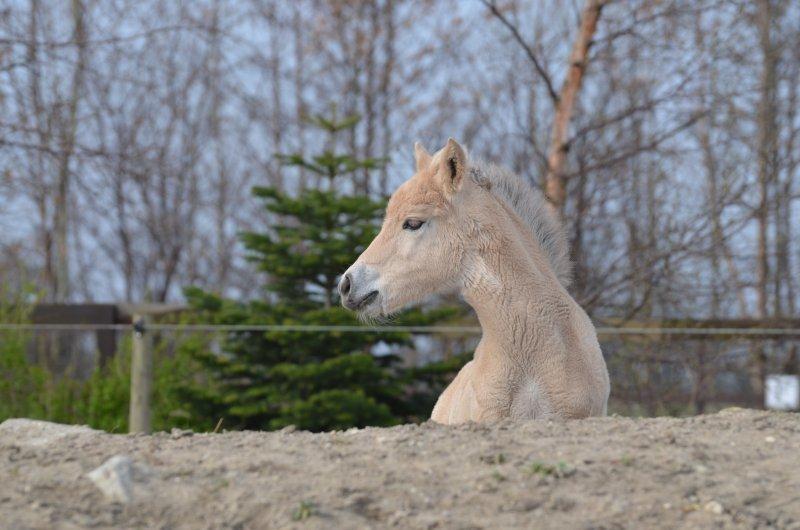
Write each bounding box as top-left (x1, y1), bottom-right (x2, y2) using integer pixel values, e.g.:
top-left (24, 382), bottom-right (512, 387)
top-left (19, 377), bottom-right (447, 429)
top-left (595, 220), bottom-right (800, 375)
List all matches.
top-left (469, 159), bottom-right (572, 287)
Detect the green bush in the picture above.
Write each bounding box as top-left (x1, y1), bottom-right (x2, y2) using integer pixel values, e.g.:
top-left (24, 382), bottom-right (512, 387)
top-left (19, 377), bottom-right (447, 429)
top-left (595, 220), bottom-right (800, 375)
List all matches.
top-left (0, 331), bottom-right (49, 421)
top-left (0, 285), bottom-right (48, 421)
top-left (0, 287), bottom-right (201, 432)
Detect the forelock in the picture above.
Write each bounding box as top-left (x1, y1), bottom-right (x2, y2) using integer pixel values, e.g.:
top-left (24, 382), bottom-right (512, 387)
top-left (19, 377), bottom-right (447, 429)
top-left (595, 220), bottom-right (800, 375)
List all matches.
top-left (387, 175), bottom-right (446, 217)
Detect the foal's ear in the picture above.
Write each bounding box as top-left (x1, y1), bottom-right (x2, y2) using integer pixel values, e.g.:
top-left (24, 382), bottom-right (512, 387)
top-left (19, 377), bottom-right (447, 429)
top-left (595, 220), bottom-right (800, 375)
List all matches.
top-left (435, 138), bottom-right (468, 194)
top-left (414, 142), bottom-right (432, 172)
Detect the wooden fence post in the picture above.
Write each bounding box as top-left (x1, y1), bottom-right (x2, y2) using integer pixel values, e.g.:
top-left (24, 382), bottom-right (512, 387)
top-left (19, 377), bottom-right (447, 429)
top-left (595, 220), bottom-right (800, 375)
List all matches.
top-left (129, 314), bottom-right (152, 433)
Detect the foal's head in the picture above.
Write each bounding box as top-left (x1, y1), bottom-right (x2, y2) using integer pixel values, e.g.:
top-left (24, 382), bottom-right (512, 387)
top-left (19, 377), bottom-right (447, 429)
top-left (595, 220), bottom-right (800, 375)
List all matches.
top-left (339, 138), bottom-right (485, 318)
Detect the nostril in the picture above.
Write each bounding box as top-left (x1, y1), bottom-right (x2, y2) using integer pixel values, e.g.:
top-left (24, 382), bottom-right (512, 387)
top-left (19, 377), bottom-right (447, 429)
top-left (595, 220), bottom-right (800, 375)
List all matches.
top-left (340, 273), bottom-right (352, 297)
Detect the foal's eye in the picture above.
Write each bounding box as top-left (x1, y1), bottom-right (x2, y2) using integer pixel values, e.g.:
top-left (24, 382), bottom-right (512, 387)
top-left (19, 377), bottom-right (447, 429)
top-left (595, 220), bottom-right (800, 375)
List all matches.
top-left (402, 219), bottom-right (425, 231)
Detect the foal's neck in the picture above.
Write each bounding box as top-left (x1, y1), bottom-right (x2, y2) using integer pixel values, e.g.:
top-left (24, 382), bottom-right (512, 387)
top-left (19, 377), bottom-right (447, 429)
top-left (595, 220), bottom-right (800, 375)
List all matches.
top-left (461, 235), bottom-right (573, 365)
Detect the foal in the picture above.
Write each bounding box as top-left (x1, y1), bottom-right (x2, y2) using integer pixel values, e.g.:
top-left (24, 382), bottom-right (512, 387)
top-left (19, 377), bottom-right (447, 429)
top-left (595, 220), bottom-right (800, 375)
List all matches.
top-left (339, 139), bottom-right (609, 424)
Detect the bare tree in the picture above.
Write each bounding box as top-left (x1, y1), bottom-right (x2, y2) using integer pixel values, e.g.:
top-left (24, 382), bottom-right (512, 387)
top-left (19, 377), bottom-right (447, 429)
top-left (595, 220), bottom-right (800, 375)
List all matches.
top-left (483, 0), bottom-right (606, 214)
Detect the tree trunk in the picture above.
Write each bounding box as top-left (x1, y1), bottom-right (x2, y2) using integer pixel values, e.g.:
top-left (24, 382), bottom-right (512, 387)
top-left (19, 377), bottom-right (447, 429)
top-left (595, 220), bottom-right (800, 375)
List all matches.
top-left (293, 2), bottom-right (307, 190)
top-left (379, 0), bottom-right (395, 195)
top-left (53, 0), bottom-right (87, 302)
top-left (752, 0), bottom-right (778, 405)
top-left (268, 4), bottom-right (284, 191)
top-left (544, 0), bottom-right (605, 214)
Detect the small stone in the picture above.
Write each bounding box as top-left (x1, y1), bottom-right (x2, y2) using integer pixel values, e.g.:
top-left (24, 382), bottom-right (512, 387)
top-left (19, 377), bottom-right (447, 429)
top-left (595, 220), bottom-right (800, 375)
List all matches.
top-left (87, 455), bottom-right (150, 504)
top-left (662, 502), bottom-right (672, 510)
top-left (170, 428), bottom-right (194, 439)
top-left (694, 464), bottom-right (708, 474)
top-left (514, 499), bottom-right (541, 512)
top-left (765, 436), bottom-right (776, 443)
top-left (704, 500), bottom-right (723, 515)
top-left (476, 482), bottom-right (497, 493)
top-left (549, 496), bottom-right (576, 512)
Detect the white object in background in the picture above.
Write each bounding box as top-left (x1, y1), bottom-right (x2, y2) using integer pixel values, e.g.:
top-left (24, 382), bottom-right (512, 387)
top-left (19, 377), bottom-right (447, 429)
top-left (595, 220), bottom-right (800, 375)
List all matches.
top-left (765, 374), bottom-right (800, 411)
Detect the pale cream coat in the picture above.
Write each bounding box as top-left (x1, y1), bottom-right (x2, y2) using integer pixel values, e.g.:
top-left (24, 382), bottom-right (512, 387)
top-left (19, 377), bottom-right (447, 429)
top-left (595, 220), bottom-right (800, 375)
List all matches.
top-left (339, 139), bottom-right (610, 424)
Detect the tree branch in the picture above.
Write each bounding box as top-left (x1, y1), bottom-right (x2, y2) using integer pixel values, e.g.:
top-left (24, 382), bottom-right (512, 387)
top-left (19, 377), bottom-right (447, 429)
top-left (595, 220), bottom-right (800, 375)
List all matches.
top-left (480, 0), bottom-right (560, 104)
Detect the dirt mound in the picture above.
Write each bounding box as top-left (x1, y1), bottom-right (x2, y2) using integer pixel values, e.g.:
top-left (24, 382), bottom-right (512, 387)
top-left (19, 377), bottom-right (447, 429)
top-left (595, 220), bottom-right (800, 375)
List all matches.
top-left (1, 409), bottom-right (798, 529)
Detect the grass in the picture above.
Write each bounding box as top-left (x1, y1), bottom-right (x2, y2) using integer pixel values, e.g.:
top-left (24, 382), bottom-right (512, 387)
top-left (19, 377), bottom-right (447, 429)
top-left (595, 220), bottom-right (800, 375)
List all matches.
top-left (210, 478), bottom-right (229, 493)
top-left (292, 500), bottom-right (316, 521)
top-left (479, 453), bottom-right (507, 465)
top-left (525, 460), bottom-right (575, 478)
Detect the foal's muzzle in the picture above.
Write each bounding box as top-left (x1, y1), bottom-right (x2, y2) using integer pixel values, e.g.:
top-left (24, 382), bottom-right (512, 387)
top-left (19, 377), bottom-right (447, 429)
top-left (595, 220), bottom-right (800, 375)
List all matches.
top-left (338, 265), bottom-right (379, 311)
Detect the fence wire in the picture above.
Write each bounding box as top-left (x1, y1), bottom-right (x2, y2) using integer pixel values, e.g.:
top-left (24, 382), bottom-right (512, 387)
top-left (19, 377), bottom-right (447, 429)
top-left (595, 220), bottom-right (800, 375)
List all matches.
top-left (1, 322), bottom-right (800, 337)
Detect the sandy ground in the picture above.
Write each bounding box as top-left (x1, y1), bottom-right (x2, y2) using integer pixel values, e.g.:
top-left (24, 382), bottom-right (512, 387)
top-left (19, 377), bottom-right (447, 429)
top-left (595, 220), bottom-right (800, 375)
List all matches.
top-left (1, 408), bottom-right (798, 530)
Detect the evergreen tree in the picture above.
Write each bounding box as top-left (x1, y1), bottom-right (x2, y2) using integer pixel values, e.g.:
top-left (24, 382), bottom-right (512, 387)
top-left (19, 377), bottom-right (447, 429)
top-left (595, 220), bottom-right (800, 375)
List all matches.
top-left (178, 113), bottom-right (457, 431)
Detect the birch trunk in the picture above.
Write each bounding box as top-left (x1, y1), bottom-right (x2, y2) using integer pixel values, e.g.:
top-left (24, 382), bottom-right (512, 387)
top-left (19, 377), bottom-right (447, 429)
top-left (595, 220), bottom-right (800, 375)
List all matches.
top-left (544, 0), bottom-right (605, 214)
